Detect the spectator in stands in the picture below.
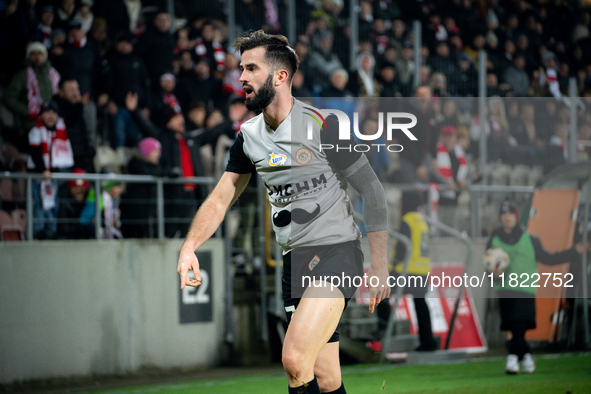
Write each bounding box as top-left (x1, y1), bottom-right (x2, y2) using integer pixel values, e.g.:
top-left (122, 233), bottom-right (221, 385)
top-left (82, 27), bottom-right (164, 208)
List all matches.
top-left (55, 20), bottom-right (107, 147)
top-left (545, 122), bottom-right (569, 172)
top-left (348, 52), bottom-right (380, 97)
top-left (4, 42), bottom-right (60, 151)
top-left (105, 32), bottom-right (150, 148)
top-left (390, 19), bottom-right (407, 49)
top-left (291, 70), bottom-right (312, 98)
top-left (308, 30), bottom-right (344, 93)
top-left (53, 78), bottom-right (95, 172)
top-left (487, 96), bottom-right (515, 162)
top-left (432, 125), bottom-right (468, 228)
top-left (54, 0), bottom-right (76, 32)
top-left (73, 0), bottom-right (94, 33)
top-left (122, 137), bottom-right (177, 238)
top-left (153, 71), bottom-right (182, 123)
top-left (486, 73), bottom-right (505, 97)
top-left (48, 29), bottom-right (66, 63)
top-left (542, 52), bottom-right (562, 98)
top-left (92, 0), bottom-right (130, 40)
top-left (37, 6), bottom-right (54, 48)
top-left (57, 168), bottom-right (90, 239)
top-left (177, 58), bottom-right (223, 110)
top-left (512, 103), bottom-right (545, 149)
top-left (193, 21), bottom-right (225, 74)
top-left (80, 180), bottom-right (123, 239)
top-left (369, 18), bottom-right (389, 56)
top-left (503, 55), bottom-right (529, 97)
top-left (464, 33), bottom-right (485, 63)
top-left (159, 108), bottom-right (205, 237)
top-left (377, 62), bottom-right (401, 98)
top-left (429, 72), bottom-right (449, 97)
top-left (395, 41), bottom-right (416, 96)
top-left (88, 18), bottom-right (109, 57)
top-left (221, 51), bottom-right (243, 98)
top-left (134, 9), bottom-right (174, 90)
top-left (320, 68), bottom-right (353, 98)
top-left (28, 100), bottom-right (75, 239)
top-left (454, 52), bottom-right (478, 96)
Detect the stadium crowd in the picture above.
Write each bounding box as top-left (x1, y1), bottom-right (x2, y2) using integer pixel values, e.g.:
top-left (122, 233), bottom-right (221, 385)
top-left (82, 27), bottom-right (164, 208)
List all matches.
top-left (1, 0), bottom-right (591, 240)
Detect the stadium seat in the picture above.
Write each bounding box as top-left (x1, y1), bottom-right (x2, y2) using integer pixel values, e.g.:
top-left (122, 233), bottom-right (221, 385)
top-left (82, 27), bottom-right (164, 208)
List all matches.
top-left (11, 209), bottom-right (26, 233)
top-left (0, 209), bottom-right (24, 241)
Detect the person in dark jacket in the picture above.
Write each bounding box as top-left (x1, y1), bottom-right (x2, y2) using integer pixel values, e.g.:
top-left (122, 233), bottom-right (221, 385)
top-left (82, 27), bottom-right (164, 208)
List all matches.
top-left (57, 167), bottom-right (90, 239)
top-left (134, 10), bottom-right (175, 90)
top-left (53, 78), bottom-right (95, 172)
top-left (487, 201), bottom-right (589, 374)
top-left (122, 137), bottom-right (178, 238)
top-left (92, 0), bottom-right (130, 40)
top-left (104, 31), bottom-right (151, 148)
top-left (176, 58), bottom-right (223, 111)
top-left (158, 108), bottom-right (206, 238)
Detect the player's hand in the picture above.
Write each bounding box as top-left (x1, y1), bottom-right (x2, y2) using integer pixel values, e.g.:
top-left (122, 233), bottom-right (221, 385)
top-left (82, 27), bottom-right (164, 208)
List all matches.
top-left (575, 242), bottom-right (590, 254)
top-left (367, 263), bottom-right (391, 314)
top-left (177, 246), bottom-right (201, 289)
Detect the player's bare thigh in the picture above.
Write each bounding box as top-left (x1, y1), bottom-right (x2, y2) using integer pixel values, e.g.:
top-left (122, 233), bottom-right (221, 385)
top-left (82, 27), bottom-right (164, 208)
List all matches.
top-left (282, 284), bottom-right (344, 387)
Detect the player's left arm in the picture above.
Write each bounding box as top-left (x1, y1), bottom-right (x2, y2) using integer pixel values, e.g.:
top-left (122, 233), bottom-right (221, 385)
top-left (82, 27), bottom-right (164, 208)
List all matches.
top-left (321, 114), bottom-right (389, 312)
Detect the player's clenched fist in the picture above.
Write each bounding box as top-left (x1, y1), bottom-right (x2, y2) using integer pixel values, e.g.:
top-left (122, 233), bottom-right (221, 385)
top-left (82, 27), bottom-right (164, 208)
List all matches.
top-left (177, 247), bottom-right (201, 289)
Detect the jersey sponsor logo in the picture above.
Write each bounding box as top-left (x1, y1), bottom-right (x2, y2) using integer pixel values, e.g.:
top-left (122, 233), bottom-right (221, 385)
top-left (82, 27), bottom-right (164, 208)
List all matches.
top-left (308, 255), bottom-right (320, 271)
top-left (264, 173), bottom-right (328, 198)
top-left (295, 147), bottom-right (312, 165)
top-left (269, 153), bottom-right (287, 166)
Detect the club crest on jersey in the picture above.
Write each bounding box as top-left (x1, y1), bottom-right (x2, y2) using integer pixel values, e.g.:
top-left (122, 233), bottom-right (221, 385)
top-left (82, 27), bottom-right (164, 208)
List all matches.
top-left (308, 255), bottom-right (320, 271)
top-left (269, 153), bottom-right (287, 166)
top-left (295, 148), bottom-right (312, 165)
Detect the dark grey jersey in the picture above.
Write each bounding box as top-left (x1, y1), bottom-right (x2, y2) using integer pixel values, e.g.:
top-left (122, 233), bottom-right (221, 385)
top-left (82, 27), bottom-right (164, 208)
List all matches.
top-left (226, 98), bottom-right (361, 252)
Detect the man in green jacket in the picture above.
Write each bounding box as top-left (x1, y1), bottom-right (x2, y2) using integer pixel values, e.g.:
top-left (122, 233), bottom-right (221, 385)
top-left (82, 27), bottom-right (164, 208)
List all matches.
top-left (487, 201), bottom-right (588, 374)
top-left (4, 42), bottom-right (60, 150)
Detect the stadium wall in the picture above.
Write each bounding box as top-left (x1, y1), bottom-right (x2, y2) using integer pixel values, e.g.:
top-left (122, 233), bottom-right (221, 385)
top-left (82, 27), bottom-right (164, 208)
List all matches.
top-left (0, 239), bottom-right (226, 384)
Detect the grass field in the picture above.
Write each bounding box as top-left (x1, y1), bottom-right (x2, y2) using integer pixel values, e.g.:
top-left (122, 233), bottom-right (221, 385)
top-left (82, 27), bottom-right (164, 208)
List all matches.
top-left (82, 353), bottom-right (591, 394)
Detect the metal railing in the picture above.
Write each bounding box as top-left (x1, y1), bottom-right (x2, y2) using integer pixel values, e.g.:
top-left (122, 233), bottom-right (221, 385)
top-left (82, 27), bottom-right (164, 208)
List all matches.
top-left (0, 172), bottom-right (215, 240)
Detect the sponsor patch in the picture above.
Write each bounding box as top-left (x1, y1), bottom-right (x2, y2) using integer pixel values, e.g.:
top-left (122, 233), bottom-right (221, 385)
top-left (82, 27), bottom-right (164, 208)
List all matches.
top-left (308, 255), bottom-right (320, 271)
top-left (269, 153), bottom-right (287, 166)
top-left (295, 147), bottom-right (313, 165)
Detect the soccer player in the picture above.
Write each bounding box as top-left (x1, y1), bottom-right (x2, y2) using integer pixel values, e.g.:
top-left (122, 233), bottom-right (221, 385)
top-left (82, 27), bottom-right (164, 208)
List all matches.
top-left (177, 30), bottom-right (390, 394)
top-left (488, 201), bottom-right (588, 374)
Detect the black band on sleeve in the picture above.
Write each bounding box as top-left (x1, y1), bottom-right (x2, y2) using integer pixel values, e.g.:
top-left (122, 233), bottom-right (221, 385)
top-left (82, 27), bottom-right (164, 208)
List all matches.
top-left (321, 114), bottom-right (362, 171)
top-left (225, 133), bottom-right (256, 174)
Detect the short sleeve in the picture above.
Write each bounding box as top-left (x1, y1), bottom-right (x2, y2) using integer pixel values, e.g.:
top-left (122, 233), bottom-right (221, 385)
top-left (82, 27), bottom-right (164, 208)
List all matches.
top-left (225, 133), bottom-right (256, 174)
top-left (320, 114), bottom-right (362, 171)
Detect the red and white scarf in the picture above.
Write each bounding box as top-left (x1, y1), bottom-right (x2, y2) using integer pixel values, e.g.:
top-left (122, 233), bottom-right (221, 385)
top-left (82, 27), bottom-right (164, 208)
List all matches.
top-left (194, 38), bottom-right (225, 71)
top-left (436, 141), bottom-right (468, 198)
top-left (39, 24), bottom-right (52, 48)
top-left (545, 67), bottom-right (562, 98)
top-left (26, 66), bottom-right (60, 120)
top-left (163, 92), bottom-right (182, 114)
top-left (263, 0), bottom-right (281, 32)
top-left (68, 36), bottom-right (87, 49)
top-left (222, 68), bottom-right (244, 96)
top-left (27, 117), bottom-right (75, 170)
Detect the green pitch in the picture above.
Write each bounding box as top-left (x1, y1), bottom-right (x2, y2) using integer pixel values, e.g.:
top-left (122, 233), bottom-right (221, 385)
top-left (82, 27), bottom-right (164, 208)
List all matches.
top-left (86, 353), bottom-right (590, 394)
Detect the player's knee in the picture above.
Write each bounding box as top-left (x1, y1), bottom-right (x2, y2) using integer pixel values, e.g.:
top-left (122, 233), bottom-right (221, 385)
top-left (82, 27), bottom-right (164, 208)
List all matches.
top-left (282, 350), bottom-right (306, 379)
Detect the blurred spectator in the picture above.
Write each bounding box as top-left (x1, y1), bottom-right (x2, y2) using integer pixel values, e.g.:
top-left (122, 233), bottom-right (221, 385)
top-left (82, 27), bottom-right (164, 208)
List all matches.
top-left (153, 71), bottom-right (182, 123)
top-left (88, 18), bottom-right (109, 57)
top-left (503, 55), bottom-right (529, 97)
top-left (454, 52), bottom-right (477, 96)
top-left (27, 100), bottom-right (75, 239)
top-left (487, 97), bottom-right (516, 163)
top-left (134, 9), bottom-right (174, 90)
top-left (53, 78), bottom-right (95, 172)
top-left (222, 51), bottom-right (243, 97)
top-left (38, 6), bottom-right (54, 48)
top-left (57, 168), bottom-right (90, 239)
top-left (348, 52), bottom-right (380, 97)
top-left (177, 58), bottom-right (222, 111)
top-left (369, 18), bottom-right (389, 55)
top-left (80, 180), bottom-right (123, 239)
top-left (4, 42), bottom-right (60, 151)
top-left (193, 21), bottom-right (225, 73)
top-left (308, 30), bottom-right (344, 93)
top-left (54, 0), bottom-right (76, 32)
top-left (174, 27), bottom-right (192, 55)
top-left (390, 19), bottom-right (407, 49)
top-left (320, 69), bottom-right (352, 98)
top-left (486, 73), bottom-right (505, 97)
top-left (465, 33), bottom-right (486, 63)
top-left (378, 62), bottom-right (401, 98)
top-left (92, 0), bottom-right (130, 40)
top-left (546, 122), bottom-right (569, 171)
top-left (55, 20), bottom-right (107, 146)
top-left (395, 42), bottom-right (416, 96)
top-left (48, 29), bottom-right (67, 63)
top-left (73, 0), bottom-right (94, 33)
top-left (429, 72), bottom-right (449, 97)
top-left (577, 123), bottom-right (591, 161)
top-left (125, 0), bottom-right (143, 35)
top-left (105, 32), bottom-right (150, 148)
top-left (542, 52), bottom-right (562, 98)
top-left (159, 109), bottom-right (205, 237)
top-left (292, 70), bottom-right (312, 98)
top-left (122, 137), bottom-right (177, 238)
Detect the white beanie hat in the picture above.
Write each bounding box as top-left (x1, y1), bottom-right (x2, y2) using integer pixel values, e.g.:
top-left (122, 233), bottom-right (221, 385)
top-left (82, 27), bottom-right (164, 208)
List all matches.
top-left (26, 42), bottom-right (48, 61)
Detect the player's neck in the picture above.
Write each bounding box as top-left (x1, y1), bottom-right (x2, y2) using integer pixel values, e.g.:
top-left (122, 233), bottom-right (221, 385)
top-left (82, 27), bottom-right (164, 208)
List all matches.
top-left (263, 91), bottom-right (293, 131)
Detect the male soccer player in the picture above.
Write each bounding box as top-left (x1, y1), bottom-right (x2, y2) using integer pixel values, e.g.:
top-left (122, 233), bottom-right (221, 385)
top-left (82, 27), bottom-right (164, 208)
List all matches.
top-left (177, 30), bottom-right (390, 394)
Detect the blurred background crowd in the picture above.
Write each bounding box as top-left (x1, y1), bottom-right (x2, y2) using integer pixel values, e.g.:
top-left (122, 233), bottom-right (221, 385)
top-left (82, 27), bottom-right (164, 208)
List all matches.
top-left (1, 0), bottom-right (591, 241)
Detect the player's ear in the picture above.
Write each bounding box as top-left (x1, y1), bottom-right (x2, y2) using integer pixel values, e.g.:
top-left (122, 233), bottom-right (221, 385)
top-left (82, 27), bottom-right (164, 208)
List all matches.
top-left (275, 69), bottom-right (289, 86)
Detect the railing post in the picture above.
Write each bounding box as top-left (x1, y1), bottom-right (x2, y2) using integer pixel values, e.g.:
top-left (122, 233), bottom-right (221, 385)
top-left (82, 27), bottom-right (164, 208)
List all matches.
top-left (478, 50), bottom-right (488, 185)
top-left (287, 0), bottom-right (296, 47)
top-left (157, 179), bottom-right (165, 240)
top-left (349, 0), bottom-right (359, 70)
top-left (26, 177), bottom-right (34, 240)
top-left (94, 179), bottom-right (101, 239)
top-left (569, 78), bottom-right (578, 163)
top-left (413, 20), bottom-right (422, 88)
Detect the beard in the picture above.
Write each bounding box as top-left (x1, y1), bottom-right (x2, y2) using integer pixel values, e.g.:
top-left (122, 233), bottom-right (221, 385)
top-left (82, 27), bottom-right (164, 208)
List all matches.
top-left (245, 74), bottom-right (276, 111)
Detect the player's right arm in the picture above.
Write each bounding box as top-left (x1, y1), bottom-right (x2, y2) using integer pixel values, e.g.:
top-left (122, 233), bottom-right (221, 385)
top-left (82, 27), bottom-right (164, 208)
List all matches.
top-left (178, 171), bottom-right (251, 289)
top-left (178, 132), bottom-right (256, 288)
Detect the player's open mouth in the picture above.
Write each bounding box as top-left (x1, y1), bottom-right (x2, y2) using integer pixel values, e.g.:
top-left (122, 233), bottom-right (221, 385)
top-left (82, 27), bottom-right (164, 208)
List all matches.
top-left (243, 85), bottom-right (254, 98)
